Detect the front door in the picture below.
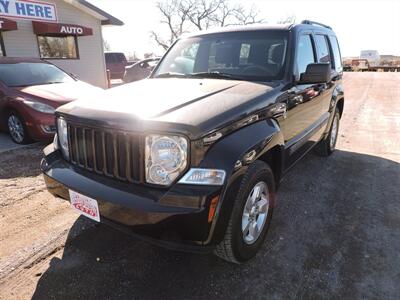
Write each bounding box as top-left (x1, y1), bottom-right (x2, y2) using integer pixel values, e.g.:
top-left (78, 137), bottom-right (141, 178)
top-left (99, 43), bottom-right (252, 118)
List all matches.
top-left (280, 33), bottom-right (330, 168)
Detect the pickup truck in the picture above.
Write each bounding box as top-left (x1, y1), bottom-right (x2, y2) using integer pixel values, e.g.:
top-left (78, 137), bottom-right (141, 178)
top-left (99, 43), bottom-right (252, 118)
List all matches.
top-left (42, 20), bottom-right (344, 263)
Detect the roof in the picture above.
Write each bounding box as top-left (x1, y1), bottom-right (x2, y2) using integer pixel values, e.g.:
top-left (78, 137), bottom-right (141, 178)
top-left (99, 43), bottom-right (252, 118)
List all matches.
top-left (183, 21), bottom-right (334, 38)
top-left (63, 0), bottom-right (124, 26)
top-left (0, 57), bottom-right (45, 64)
top-left (184, 23), bottom-right (293, 38)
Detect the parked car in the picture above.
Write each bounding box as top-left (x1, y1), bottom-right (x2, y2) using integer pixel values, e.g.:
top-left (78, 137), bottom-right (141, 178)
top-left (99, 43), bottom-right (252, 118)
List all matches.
top-left (105, 52), bottom-right (128, 79)
top-left (42, 20), bottom-right (344, 263)
top-left (123, 57), bottom-right (160, 83)
top-left (0, 57), bottom-right (101, 144)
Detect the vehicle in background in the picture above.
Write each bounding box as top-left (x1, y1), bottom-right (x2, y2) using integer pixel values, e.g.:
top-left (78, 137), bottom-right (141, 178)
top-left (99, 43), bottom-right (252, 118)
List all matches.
top-left (105, 52), bottom-right (128, 79)
top-left (360, 50), bottom-right (380, 67)
top-left (351, 59), bottom-right (370, 71)
top-left (123, 57), bottom-right (161, 83)
top-left (0, 57), bottom-right (101, 144)
top-left (347, 58), bottom-right (400, 72)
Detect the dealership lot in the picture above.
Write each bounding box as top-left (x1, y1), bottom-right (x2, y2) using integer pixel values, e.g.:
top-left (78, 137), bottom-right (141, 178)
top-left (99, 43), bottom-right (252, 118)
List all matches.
top-left (0, 133), bottom-right (31, 153)
top-left (0, 72), bottom-right (399, 299)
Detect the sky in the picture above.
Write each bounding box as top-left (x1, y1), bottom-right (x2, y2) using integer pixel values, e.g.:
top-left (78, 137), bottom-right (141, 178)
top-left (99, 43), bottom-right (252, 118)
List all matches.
top-left (89, 0), bottom-right (400, 59)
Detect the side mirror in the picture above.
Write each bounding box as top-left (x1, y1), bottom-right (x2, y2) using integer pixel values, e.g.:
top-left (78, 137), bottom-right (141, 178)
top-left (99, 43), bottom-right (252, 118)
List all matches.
top-left (299, 63), bottom-right (330, 84)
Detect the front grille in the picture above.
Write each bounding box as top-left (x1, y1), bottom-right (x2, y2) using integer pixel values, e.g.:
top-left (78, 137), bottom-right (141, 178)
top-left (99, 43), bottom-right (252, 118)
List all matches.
top-left (67, 124), bottom-right (142, 183)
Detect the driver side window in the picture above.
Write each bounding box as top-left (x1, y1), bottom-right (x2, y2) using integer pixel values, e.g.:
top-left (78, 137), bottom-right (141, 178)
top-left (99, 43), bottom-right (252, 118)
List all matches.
top-left (297, 35), bottom-right (315, 75)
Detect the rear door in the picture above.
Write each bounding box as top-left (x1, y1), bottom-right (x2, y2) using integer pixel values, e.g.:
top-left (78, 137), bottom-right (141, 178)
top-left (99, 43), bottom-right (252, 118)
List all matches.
top-left (313, 34), bottom-right (337, 116)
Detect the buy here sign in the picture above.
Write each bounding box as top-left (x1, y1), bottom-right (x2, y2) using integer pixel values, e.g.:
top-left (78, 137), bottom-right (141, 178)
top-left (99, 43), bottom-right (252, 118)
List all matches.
top-left (0, 0), bottom-right (57, 22)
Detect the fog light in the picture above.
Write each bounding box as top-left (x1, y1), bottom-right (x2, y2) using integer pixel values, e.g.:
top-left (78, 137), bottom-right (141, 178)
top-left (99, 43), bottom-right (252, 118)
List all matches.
top-left (178, 168), bottom-right (226, 185)
top-left (40, 125), bottom-right (56, 133)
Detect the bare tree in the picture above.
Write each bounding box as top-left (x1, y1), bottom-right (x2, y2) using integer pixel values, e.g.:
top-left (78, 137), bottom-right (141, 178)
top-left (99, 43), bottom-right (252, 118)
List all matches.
top-left (277, 15), bottom-right (296, 24)
top-left (103, 39), bottom-right (111, 51)
top-left (151, 0), bottom-right (265, 50)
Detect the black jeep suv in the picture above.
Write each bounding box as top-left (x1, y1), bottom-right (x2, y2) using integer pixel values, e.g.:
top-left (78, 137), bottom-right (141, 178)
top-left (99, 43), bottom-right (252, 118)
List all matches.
top-left (42, 20), bottom-right (344, 263)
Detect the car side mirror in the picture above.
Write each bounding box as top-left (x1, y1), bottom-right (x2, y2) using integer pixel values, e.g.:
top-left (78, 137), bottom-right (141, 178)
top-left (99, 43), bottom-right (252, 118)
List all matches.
top-left (299, 63), bottom-right (330, 84)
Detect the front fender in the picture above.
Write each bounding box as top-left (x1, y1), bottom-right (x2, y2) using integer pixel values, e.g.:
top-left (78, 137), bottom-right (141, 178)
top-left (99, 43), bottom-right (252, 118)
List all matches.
top-left (199, 119), bottom-right (284, 245)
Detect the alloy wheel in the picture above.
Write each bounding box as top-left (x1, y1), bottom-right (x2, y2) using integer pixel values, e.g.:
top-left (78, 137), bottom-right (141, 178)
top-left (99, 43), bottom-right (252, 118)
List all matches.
top-left (242, 181), bottom-right (269, 245)
top-left (8, 114), bottom-right (25, 143)
top-left (330, 114), bottom-right (339, 150)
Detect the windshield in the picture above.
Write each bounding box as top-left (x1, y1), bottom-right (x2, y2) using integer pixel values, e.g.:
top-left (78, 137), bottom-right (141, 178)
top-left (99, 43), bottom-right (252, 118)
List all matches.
top-left (0, 63), bottom-right (75, 87)
top-left (154, 31), bottom-right (288, 81)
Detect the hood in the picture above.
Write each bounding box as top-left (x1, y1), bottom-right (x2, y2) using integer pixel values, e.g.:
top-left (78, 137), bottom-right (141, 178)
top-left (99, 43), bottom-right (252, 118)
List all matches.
top-left (59, 78), bottom-right (278, 138)
top-left (13, 81), bottom-right (102, 105)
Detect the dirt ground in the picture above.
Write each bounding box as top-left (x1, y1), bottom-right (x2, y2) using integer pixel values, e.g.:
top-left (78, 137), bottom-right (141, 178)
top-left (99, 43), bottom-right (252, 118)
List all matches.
top-left (0, 72), bottom-right (399, 299)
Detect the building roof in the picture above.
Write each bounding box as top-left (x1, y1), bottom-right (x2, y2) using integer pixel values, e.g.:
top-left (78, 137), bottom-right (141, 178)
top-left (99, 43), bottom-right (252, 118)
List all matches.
top-left (63, 0), bottom-right (124, 26)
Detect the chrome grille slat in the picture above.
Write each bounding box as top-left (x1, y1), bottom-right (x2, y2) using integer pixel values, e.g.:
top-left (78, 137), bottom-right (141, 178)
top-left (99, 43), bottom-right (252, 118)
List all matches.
top-left (67, 123), bottom-right (141, 183)
top-left (74, 127), bottom-right (80, 165)
top-left (82, 128), bottom-right (88, 168)
top-left (112, 134), bottom-right (119, 178)
top-left (125, 136), bottom-right (132, 182)
top-left (91, 129), bottom-right (97, 171)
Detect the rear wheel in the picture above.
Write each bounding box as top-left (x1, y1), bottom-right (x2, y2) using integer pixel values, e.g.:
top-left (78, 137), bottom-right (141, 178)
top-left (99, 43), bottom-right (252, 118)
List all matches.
top-left (315, 107), bottom-right (340, 157)
top-left (215, 160), bottom-right (275, 263)
top-left (7, 111), bottom-right (31, 144)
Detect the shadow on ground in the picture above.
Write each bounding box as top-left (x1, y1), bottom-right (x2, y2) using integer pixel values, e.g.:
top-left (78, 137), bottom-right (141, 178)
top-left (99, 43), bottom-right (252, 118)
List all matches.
top-left (31, 150), bottom-right (400, 299)
top-left (0, 143), bottom-right (46, 179)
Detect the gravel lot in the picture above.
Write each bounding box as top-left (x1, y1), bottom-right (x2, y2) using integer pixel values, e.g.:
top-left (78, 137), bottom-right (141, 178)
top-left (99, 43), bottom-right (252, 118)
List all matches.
top-left (0, 72), bottom-right (399, 299)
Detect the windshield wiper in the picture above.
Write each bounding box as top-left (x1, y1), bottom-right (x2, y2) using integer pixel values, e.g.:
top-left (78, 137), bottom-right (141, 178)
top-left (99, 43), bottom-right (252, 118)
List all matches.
top-left (188, 71), bottom-right (244, 80)
top-left (154, 72), bottom-right (187, 78)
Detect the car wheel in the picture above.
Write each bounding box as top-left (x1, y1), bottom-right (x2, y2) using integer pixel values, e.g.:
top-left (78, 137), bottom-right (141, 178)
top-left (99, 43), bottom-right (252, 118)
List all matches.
top-left (315, 107), bottom-right (340, 157)
top-left (215, 160), bottom-right (275, 264)
top-left (7, 111), bottom-right (31, 144)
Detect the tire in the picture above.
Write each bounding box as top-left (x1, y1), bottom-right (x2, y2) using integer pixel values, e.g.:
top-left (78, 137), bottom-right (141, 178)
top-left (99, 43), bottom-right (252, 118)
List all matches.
top-left (314, 107), bottom-right (340, 157)
top-left (215, 160), bottom-right (275, 264)
top-left (6, 111), bottom-right (31, 144)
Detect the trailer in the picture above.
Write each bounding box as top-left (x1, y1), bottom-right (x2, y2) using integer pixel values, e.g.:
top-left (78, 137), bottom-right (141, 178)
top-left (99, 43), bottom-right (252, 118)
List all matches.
top-left (347, 59), bottom-right (400, 72)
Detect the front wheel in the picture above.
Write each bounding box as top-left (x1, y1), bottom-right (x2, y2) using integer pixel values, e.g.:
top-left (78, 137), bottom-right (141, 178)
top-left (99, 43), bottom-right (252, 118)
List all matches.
top-left (7, 111), bottom-right (31, 144)
top-left (215, 160), bottom-right (275, 263)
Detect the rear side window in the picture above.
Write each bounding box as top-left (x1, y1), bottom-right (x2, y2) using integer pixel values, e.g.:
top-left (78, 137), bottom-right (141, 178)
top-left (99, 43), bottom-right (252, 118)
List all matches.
top-left (314, 35), bottom-right (331, 64)
top-left (297, 35), bottom-right (315, 75)
top-left (105, 53), bottom-right (115, 63)
top-left (329, 36), bottom-right (342, 72)
top-left (116, 53), bottom-right (127, 63)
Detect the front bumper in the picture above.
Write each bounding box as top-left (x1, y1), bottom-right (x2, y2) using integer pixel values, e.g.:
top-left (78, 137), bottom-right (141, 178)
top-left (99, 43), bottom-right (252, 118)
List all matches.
top-left (41, 145), bottom-right (223, 251)
top-left (23, 108), bottom-right (56, 140)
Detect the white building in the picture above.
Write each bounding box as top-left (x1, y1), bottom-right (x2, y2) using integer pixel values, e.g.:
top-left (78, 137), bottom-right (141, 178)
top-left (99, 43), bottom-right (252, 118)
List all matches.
top-left (0, 0), bottom-right (123, 88)
top-left (360, 50), bottom-right (380, 67)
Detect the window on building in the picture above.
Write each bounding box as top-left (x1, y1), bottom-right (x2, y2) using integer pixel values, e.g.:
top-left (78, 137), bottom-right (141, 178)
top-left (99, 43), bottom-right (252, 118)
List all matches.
top-left (0, 32), bottom-right (5, 57)
top-left (297, 35), bottom-right (315, 75)
top-left (37, 35), bottom-right (79, 59)
top-left (314, 35), bottom-right (331, 64)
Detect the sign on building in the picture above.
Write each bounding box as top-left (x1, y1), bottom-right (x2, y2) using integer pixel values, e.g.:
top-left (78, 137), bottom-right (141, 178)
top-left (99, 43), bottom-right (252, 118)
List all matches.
top-left (0, 0), bottom-right (57, 22)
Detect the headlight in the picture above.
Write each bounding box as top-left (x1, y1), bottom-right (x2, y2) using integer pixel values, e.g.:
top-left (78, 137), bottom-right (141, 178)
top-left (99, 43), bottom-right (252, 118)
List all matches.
top-left (145, 135), bottom-right (188, 186)
top-left (23, 100), bottom-right (55, 114)
top-left (57, 117), bottom-right (69, 159)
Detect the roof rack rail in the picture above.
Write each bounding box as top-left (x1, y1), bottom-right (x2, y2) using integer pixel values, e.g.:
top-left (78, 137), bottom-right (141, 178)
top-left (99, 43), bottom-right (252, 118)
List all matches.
top-left (301, 20), bottom-right (332, 30)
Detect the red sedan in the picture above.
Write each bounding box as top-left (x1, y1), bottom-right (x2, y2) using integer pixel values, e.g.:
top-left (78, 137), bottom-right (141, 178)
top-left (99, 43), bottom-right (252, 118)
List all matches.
top-left (0, 57), bottom-right (101, 144)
